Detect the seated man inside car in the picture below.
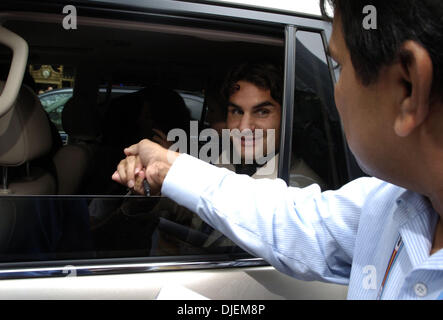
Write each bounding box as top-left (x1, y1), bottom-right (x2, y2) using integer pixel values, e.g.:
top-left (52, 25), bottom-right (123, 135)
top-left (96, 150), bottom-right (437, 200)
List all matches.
top-left (214, 62), bottom-right (325, 189)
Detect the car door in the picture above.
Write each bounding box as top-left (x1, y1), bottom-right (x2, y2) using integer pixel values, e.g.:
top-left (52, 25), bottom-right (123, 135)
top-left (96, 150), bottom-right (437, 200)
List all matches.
top-left (0, 0), bottom-right (359, 300)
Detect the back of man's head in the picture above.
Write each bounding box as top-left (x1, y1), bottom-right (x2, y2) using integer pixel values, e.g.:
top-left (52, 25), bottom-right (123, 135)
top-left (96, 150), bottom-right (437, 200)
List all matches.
top-left (321, 0), bottom-right (443, 101)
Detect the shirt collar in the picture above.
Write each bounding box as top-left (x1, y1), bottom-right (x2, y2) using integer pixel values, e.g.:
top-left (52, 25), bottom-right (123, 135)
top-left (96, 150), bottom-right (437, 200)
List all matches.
top-left (395, 190), bottom-right (435, 223)
top-left (395, 189), bottom-right (441, 270)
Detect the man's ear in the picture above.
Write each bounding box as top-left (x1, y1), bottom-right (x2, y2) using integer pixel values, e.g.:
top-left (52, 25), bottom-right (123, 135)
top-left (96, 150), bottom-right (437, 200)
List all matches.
top-left (394, 41), bottom-right (433, 137)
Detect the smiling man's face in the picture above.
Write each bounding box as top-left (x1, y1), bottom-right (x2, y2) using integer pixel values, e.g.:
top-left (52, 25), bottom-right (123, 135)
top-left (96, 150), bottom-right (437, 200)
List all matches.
top-left (226, 80), bottom-right (281, 163)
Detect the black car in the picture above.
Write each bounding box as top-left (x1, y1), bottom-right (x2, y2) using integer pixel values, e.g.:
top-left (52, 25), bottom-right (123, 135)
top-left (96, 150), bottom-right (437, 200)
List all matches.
top-left (0, 0), bottom-right (363, 299)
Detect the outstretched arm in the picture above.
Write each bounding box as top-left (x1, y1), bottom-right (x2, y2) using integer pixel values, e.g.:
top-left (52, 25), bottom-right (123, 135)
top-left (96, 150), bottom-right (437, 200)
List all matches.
top-left (112, 138), bottom-right (378, 284)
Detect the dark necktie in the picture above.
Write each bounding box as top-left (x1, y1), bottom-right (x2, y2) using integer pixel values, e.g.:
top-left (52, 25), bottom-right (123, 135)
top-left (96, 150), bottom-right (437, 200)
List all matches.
top-left (234, 163), bottom-right (261, 176)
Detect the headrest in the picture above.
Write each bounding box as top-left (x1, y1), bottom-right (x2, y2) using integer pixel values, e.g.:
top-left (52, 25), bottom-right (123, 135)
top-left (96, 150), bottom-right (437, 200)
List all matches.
top-left (0, 81), bottom-right (52, 166)
top-left (61, 64), bottom-right (100, 142)
top-left (62, 97), bottom-right (99, 142)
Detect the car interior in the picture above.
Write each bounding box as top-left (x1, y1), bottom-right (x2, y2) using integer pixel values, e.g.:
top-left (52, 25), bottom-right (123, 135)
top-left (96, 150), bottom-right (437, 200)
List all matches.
top-left (0, 11), bottom-right (348, 266)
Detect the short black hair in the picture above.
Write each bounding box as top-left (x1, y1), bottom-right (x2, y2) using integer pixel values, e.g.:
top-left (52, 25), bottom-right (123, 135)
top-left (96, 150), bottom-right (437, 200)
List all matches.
top-left (321, 0), bottom-right (443, 100)
top-left (220, 62), bottom-right (283, 107)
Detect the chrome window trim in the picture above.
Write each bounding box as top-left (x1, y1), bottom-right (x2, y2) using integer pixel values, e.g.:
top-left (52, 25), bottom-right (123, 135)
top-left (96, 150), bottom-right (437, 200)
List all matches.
top-left (89, 0), bottom-right (329, 29)
top-left (278, 24), bottom-right (296, 183)
top-left (0, 257), bottom-right (268, 280)
top-left (1, 0), bottom-right (332, 33)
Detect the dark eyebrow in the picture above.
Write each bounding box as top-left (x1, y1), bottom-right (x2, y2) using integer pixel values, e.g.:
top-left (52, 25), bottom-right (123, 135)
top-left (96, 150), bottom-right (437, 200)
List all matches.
top-left (228, 101), bottom-right (276, 110)
top-left (252, 101), bottom-right (276, 110)
top-left (227, 102), bottom-right (242, 109)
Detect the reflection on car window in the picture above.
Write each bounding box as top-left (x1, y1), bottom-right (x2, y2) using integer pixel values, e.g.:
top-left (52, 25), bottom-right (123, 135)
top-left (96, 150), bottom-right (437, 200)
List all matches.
top-left (0, 80), bottom-right (247, 266)
top-left (0, 196), bottom-right (246, 264)
top-left (40, 92), bottom-right (72, 131)
top-left (292, 31), bottom-right (348, 190)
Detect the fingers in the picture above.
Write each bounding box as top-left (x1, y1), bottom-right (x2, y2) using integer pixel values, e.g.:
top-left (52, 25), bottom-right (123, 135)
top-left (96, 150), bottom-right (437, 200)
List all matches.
top-left (115, 158), bottom-right (129, 187)
top-left (114, 139), bottom-right (175, 194)
top-left (111, 170), bottom-right (121, 183)
top-left (112, 158), bottom-right (171, 196)
top-left (123, 138), bottom-right (172, 168)
top-left (134, 156), bottom-right (143, 176)
top-left (124, 138), bottom-right (154, 156)
top-left (144, 161), bottom-right (172, 195)
top-left (113, 155), bottom-right (140, 188)
top-left (125, 156), bottom-right (136, 188)
top-left (145, 163), bottom-right (160, 195)
top-left (124, 142), bottom-right (140, 156)
top-left (133, 170), bottom-right (146, 195)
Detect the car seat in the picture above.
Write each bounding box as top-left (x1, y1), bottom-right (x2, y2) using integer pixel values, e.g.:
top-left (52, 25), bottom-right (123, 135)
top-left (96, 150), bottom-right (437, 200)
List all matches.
top-left (0, 81), bottom-right (56, 195)
top-left (52, 66), bottom-right (101, 194)
top-left (52, 98), bottom-right (98, 194)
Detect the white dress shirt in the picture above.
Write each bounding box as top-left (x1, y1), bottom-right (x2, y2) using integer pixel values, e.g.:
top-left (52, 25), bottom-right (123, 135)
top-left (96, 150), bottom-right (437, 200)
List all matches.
top-left (215, 149), bottom-right (326, 189)
top-left (162, 154), bottom-right (443, 300)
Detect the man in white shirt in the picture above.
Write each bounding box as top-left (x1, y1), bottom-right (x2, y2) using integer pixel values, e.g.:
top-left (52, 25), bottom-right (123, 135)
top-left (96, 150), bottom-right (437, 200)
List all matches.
top-left (112, 0), bottom-right (443, 299)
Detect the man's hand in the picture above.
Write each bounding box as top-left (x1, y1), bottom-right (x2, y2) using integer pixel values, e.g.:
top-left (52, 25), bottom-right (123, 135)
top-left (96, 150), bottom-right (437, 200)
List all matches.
top-left (111, 139), bottom-right (180, 195)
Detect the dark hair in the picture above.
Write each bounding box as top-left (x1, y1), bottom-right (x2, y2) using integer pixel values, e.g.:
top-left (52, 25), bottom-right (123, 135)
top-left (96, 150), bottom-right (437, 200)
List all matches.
top-left (139, 85), bottom-right (191, 135)
top-left (220, 62), bottom-right (283, 108)
top-left (320, 0), bottom-right (443, 99)
top-left (103, 85), bottom-right (190, 148)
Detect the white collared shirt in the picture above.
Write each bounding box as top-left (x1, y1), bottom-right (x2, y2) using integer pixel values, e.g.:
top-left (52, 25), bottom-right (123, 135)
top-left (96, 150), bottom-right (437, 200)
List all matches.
top-left (162, 154), bottom-right (443, 299)
top-left (215, 149), bottom-right (326, 189)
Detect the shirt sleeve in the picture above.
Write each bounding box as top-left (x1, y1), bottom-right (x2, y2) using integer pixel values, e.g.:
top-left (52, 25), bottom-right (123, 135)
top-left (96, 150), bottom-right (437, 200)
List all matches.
top-left (161, 153), bottom-right (382, 284)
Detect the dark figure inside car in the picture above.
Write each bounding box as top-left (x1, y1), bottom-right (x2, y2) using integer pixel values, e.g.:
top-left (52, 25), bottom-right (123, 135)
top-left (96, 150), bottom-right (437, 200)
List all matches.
top-left (90, 85), bottom-right (192, 257)
top-left (98, 84), bottom-right (191, 195)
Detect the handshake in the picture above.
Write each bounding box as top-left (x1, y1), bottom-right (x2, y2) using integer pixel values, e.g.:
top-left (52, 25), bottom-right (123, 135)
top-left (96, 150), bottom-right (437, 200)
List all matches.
top-left (111, 139), bottom-right (180, 195)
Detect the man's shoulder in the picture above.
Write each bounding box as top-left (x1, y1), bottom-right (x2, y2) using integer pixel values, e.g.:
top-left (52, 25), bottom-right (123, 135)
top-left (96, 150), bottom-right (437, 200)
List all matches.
top-left (327, 176), bottom-right (406, 209)
top-left (347, 176), bottom-right (404, 193)
top-left (349, 177), bottom-right (407, 208)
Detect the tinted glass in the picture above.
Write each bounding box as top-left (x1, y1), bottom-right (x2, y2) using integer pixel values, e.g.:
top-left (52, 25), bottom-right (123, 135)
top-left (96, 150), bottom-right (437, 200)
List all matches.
top-left (0, 196), bottom-right (244, 265)
top-left (290, 30), bottom-right (349, 190)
